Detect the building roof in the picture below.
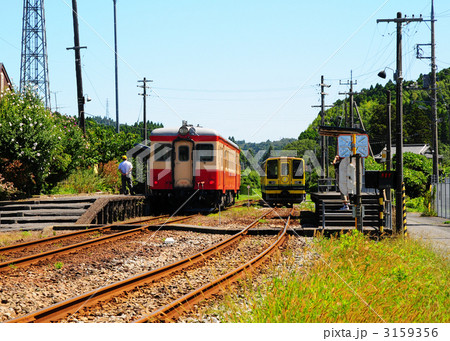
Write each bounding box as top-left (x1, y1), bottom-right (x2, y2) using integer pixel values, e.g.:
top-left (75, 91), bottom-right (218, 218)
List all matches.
top-left (0, 63), bottom-right (13, 93)
top-left (374, 144), bottom-right (435, 160)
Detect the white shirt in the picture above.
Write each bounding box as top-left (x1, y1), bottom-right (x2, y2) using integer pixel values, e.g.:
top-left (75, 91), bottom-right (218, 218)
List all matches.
top-left (338, 157), bottom-right (356, 196)
top-left (118, 160), bottom-right (133, 177)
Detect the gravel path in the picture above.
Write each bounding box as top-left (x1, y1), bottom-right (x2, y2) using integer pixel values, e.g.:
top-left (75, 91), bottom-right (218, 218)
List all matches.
top-left (407, 212), bottom-right (450, 256)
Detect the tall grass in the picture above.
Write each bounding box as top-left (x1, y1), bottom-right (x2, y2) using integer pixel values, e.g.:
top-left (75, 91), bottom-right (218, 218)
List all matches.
top-left (50, 161), bottom-right (120, 194)
top-left (50, 168), bottom-right (106, 194)
top-left (217, 231), bottom-right (449, 323)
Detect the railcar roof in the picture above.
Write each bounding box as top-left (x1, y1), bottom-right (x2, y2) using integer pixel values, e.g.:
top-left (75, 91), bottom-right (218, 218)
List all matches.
top-left (151, 126), bottom-right (239, 150)
top-left (265, 156), bottom-right (303, 160)
top-left (151, 127), bottom-right (219, 136)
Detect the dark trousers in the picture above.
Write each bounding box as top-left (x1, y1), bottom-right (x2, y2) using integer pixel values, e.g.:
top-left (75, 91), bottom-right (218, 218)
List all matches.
top-left (121, 175), bottom-right (133, 195)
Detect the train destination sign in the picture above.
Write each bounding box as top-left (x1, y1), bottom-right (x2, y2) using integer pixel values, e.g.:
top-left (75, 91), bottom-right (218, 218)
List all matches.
top-left (337, 134), bottom-right (369, 158)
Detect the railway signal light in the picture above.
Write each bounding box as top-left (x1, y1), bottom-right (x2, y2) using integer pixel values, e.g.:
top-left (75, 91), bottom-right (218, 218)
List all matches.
top-left (365, 171), bottom-right (396, 189)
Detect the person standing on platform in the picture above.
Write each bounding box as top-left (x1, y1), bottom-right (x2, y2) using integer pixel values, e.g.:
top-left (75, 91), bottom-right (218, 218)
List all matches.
top-left (338, 156), bottom-right (354, 211)
top-left (332, 155), bottom-right (342, 186)
top-left (118, 155), bottom-right (134, 195)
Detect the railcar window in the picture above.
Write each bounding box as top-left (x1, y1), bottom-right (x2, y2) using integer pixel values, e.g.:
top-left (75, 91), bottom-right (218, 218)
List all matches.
top-left (196, 144), bottom-right (214, 162)
top-left (293, 159), bottom-right (304, 178)
top-left (281, 163), bottom-right (289, 176)
top-left (266, 160), bottom-right (278, 179)
top-left (154, 143), bottom-right (171, 161)
top-left (178, 146), bottom-right (190, 162)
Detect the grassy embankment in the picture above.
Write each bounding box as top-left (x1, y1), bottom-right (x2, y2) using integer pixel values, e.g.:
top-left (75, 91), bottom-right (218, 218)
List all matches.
top-left (216, 230), bottom-right (449, 323)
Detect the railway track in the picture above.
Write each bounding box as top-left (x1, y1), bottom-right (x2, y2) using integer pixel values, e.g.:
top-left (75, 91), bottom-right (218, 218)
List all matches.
top-left (6, 208), bottom-right (283, 323)
top-left (0, 201), bottom-right (259, 269)
top-left (0, 215), bottom-right (190, 270)
top-left (137, 207), bottom-right (294, 323)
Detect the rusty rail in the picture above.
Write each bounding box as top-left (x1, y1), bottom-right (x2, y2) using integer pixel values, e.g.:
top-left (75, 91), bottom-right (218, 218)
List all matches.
top-left (135, 207), bottom-right (294, 323)
top-left (0, 215), bottom-right (169, 254)
top-left (6, 209), bottom-right (274, 323)
top-left (0, 216), bottom-right (189, 271)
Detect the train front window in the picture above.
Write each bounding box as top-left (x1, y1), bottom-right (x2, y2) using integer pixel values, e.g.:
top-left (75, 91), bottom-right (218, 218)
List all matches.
top-left (178, 146), bottom-right (190, 162)
top-left (266, 160), bottom-right (278, 179)
top-left (154, 143), bottom-right (171, 162)
top-left (196, 144), bottom-right (214, 162)
top-left (293, 159), bottom-right (304, 179)
top-left (281, 163), bottom-right (289, 176)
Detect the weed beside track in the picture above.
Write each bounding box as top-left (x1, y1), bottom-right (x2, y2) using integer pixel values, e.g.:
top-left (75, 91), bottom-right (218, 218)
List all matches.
top-left (213, 231), bottom-right (449, 323)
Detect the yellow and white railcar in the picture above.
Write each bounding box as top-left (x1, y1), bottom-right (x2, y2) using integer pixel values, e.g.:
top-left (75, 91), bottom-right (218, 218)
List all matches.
top-left (261, 157), bottom-right (306, 207)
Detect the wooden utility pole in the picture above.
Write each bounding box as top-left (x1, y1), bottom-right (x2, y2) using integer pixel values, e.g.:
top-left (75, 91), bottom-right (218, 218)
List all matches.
top-left (377, 12), bottom-right (423, 234)
top-left (416, 1), bottom-right (439, 182)
top-left (67, 0), bottom-right (87, 134)
top-left (385, 90), bottom-right (392, 173)
top-left (430, 0), bottom-right (439, 182)
top-left (138, 78), bottom-right (152, 141)
top-left (339, 71), bottom-right (358, 128)
top-left (312, 75), bottom-right (331, 179)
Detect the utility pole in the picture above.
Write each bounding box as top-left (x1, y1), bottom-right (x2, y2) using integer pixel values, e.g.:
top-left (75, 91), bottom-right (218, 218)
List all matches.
top-left (339, 71), bottom-right (358, 128)
top-left (67, 0), bottom-right (87, 134)
top-left (113, 0), bottom-right (119, 133)
top-left (138, 78), bottom-right (152, 141)
top-left (377, 12), bottom-right (423, 234)
top-left (386, 91), bottom-right (392, 173)
top-left (430, 0), bottom-right (439, 182)
top-left (385, 90), bottom-right (392, 209)
top-left (416, 1), bottom-right (438, 182)
top-left (312, 75), bottom-right (332, 179)
top-left (106, 98), bottom-right (110, 122)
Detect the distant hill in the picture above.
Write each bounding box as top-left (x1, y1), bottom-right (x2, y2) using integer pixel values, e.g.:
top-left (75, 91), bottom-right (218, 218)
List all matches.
top-left (87, 116), bottom-right (163, 137)
top-left (233, 138), bottom-right (296, 154)
top-left (296, 67), bottom-right (450, 165)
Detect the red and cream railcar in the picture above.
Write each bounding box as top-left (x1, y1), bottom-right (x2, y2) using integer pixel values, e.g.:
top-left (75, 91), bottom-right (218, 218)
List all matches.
top-left (148, 122), bottom-right (240, 208)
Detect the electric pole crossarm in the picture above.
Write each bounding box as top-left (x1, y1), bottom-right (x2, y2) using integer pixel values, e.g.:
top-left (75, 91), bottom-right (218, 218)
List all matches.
top-left (66, 46), bottom-right (87, 50)
top-left (377, 17), bottom-right (423, 24)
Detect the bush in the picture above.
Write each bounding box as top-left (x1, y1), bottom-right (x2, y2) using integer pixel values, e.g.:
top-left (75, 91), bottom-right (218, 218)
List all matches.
top-left (240, 170), bottom-right (261, 193)
top-left (0, 160), bottom-right (33, 195)
top-left (0, 89), bottom-right (143, 196)
top-left (99, 160), bottom-right (120, 193)
top-left (0, 173), bottom-right (20, 200)
top-left (0, 88), bottom-right (86, 194)
top-left (50, 168), bottom-right (105, 194)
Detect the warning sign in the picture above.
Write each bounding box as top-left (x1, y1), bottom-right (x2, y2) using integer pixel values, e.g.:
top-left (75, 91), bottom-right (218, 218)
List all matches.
top-left (338, 134), bottom-right (369, 158)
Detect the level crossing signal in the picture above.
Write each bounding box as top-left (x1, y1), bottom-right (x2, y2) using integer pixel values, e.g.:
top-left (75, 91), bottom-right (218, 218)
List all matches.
top-left (365, 171), bottom-right (396, 189)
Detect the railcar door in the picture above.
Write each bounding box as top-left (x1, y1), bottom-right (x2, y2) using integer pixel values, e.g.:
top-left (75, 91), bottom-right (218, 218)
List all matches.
top-left (173, 140), bottom-right (194, 188)
top-left (280, 159), bottom-right (290, 185)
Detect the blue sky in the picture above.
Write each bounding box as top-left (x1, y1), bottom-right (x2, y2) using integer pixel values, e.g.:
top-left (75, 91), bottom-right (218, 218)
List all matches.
top-left (1, 0), bottom-right (450, 142)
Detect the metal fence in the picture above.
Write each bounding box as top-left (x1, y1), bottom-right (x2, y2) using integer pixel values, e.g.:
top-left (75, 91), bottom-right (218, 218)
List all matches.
top-left (433, 177), bottom-right (450, 219)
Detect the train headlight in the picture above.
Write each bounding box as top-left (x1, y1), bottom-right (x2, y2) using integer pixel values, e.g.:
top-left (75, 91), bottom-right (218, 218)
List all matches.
top-left (179, 125), bottom-right (189, 135)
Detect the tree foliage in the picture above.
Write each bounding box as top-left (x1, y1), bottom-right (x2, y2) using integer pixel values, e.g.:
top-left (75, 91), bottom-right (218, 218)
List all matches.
top-left (0, 88), bottom-right (82, 194)
top-left (296, 67), bottom-right (450, 197)
top-left (0, 89), bottom-right (162, 196)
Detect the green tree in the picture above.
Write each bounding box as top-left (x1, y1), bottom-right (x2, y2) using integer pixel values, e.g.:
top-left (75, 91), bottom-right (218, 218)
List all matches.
top-left (0, 88), bottom-right (67, 194)
top-left (283, 139), bottom-right (319, 158)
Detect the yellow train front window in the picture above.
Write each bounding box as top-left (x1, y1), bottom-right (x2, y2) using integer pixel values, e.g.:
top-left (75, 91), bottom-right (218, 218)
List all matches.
top-left (281, 163), bottom-right (289, 176)
top-left (267, 160), bottom-right (278, 179)
top-left (293, 159), bottom-right (304, 179)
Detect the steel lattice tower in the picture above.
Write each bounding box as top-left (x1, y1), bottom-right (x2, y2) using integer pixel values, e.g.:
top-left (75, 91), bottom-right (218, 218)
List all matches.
top-left (20, 0), bottom-right (51, 108)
